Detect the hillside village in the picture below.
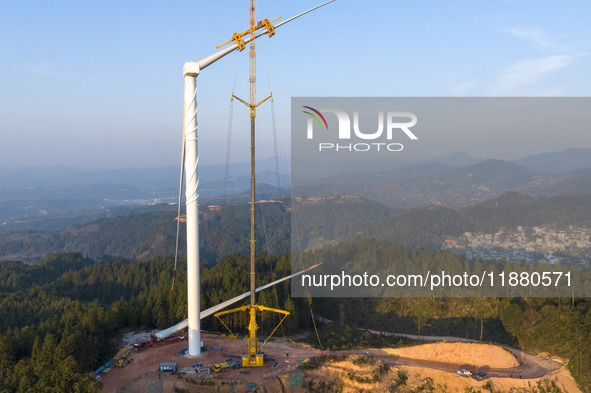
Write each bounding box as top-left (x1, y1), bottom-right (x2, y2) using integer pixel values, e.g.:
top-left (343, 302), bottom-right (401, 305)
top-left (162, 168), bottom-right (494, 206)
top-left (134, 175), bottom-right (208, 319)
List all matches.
top-left (443, 225), bottom-right (591, 265)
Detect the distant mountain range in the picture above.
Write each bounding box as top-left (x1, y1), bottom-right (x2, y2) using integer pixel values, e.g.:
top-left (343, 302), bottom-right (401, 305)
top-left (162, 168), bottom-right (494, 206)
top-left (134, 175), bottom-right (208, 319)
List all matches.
top-left (0, 157), bottom-right (290, 227)
top-left (293, 149), bottom-right (591, 209)
top-left (512, 148), bottom-right (591, 173)
top-left (431, 148), bottom-right (591, 173)
top-left (2, 148), bottom-right (591, 227)
top-left (418, 151), bottom-right (483, 167)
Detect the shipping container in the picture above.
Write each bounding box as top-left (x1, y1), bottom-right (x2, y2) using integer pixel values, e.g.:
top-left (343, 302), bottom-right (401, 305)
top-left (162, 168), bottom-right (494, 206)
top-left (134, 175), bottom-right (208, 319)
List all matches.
top-left (159, 362), bottom-right (178, 373)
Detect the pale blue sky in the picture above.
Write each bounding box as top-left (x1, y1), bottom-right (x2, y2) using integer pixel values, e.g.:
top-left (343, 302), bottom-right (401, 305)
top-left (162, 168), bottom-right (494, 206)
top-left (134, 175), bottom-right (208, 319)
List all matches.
top-left (1, 0), bottom-right (590, 168)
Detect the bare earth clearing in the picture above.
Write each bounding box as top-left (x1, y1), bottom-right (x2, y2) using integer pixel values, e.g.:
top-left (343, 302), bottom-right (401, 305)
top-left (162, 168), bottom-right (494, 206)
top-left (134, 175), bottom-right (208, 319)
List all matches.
top-left (100, 333), bottom-right (582, 393)
top-left (381, 342), bottom-right (519, 368)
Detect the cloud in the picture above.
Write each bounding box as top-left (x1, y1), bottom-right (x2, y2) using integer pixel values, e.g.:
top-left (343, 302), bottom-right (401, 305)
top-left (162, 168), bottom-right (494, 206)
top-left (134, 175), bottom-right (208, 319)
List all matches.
top-left (451, 81), bottom-right (478, 96)
top-left (503, 28), bottom-right (557, 49)
top-left (488, 54), bottom-right (579, 95)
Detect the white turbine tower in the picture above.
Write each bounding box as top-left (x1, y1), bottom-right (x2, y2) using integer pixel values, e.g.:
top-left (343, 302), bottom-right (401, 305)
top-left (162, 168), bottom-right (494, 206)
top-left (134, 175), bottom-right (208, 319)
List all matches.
top-left (181, 1), bottom-right (334, 358)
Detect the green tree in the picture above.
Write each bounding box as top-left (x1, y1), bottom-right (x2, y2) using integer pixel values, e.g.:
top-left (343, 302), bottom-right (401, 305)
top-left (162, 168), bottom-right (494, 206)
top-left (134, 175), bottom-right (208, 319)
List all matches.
top-left (501, 303), bottom-right (523, 339)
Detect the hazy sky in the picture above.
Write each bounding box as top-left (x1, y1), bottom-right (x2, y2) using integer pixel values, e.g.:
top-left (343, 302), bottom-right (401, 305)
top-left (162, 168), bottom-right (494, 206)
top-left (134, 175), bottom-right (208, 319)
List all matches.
top-left (1, 0), bottom-right (590, 168)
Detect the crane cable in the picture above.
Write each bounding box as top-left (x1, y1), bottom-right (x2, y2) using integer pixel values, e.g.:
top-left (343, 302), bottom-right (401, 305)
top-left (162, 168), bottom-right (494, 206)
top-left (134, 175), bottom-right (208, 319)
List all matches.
top-left (265, 36), bottom-right (322, 349)
top-left (281, 124), bottom-right (322, 349)
top-left (261, 39), bottom-right (282, 201)
top-left (309, 296), bottom-right (323, 350)
top-left (258, 37), bottom-right (286, 337)
top-left (220, 52), bottom-right (243, 260)
top-left (170, 104), bottom-right (187, 298)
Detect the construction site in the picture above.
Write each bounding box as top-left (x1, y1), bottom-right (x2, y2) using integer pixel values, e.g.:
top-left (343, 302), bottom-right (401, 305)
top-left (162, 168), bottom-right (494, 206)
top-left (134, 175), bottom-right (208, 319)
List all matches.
top-left (91, 1), bottom-right (586, 392)
top-left (96, 331), bottom-right (582, 393)
top-left (2, 1), bottom-right (591, 393)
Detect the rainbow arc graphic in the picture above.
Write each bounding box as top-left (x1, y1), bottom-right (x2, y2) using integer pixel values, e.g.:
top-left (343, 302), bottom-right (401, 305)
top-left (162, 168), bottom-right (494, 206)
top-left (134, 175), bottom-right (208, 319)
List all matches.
top-left (302, 106), bottom-right (328, 130)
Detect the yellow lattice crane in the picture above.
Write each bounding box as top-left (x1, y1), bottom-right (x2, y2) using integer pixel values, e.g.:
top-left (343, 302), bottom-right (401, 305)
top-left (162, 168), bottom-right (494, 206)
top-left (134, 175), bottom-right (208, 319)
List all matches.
top-left (174, 0), bottom-right (332, 359)
top-left (214, 0), bottom-right (287, 368)
top-left (215, 305), bottom-right (290, 367)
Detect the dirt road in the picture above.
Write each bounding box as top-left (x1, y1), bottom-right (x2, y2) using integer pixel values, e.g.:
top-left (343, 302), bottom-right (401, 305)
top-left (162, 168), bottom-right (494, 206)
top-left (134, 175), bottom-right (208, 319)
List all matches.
top-left (365, 350), bottom-right (558, 379)
top-left (356, 328), bottom-right (561, 379)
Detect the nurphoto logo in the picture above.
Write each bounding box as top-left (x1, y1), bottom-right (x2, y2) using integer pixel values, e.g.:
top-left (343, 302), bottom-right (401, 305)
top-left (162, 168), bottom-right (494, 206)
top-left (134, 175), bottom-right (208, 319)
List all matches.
top-left (302, 106), bottom-right (418, 152)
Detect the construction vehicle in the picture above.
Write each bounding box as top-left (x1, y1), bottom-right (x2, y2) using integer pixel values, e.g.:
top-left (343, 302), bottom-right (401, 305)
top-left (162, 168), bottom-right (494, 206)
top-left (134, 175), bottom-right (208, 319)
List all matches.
top-left (213, 359), bottom-right (242, 373)
top-left (113, 347), bottom-right (132, 367)
top-left (134, 333), bottom-right (186, 352)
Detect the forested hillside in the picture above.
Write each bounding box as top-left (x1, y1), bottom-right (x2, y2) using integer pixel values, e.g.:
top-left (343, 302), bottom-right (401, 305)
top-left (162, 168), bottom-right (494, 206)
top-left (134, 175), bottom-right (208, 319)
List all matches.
top-left (1, 247), bottom-right (590, 392)
top-left (0, 251), bottom-right (297, 392)
top-left (3, 192), bottom-right (591, 264)
top-left (0, 201), bottom-right (290, 265)
top-left (294, 159), bottom-right (591, 209)
top-left (296, 192), bottom-right (591, 252)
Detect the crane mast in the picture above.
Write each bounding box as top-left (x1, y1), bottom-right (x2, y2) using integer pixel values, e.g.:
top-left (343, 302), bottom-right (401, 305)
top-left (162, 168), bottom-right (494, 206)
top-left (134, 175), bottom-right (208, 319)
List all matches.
top-left (210, 0), bottom-right (335, 368)
top-left (247, 0), bottom-right (259, 366)
top-left (221, 0), bottom-right (277, 368)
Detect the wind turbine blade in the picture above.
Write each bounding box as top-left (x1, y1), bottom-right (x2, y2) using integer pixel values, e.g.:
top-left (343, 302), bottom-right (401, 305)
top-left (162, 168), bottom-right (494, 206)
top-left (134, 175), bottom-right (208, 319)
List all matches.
top-left (155, 262), bottom-right (323, 340)
top-left (274, 0), bottom-right (336, 29)
top-left (197, 0), bottom-right (335, 71)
